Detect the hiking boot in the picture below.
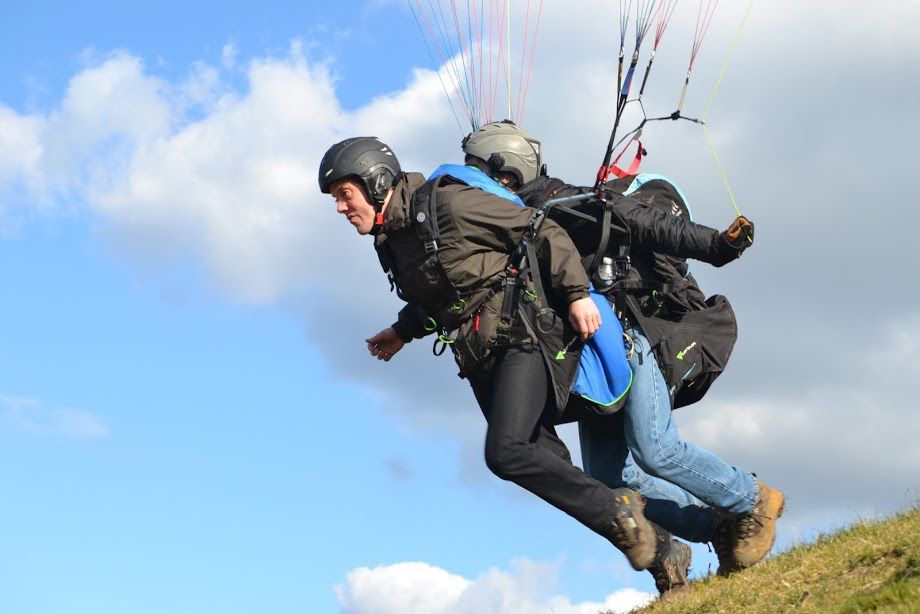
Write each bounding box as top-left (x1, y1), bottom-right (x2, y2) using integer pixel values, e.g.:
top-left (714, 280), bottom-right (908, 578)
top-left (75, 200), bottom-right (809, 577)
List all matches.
top-left (711, 516), bottom-right (742, 577)
top-left (733, 481), bottom-right (785, 568)
top-left (648, 528), bottom-right (692, 598)
top-left (609, 488), bottom-right (657, 570)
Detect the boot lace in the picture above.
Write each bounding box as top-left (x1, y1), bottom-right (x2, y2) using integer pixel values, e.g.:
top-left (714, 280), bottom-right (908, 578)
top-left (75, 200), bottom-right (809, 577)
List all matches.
top-left (712, 518), bottom-right (737, 575)
top-left (737, 513), bottom-right (765, 540)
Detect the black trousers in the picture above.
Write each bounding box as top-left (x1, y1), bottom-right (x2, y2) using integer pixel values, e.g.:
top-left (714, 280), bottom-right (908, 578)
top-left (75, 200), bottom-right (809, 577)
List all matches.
top-left (469, 345), bottom-right (623, 539)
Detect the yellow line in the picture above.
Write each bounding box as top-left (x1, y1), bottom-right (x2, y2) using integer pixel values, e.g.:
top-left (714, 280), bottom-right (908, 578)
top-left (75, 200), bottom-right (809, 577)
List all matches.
top-left (703, 123), bottom-right (742, 218)
top-left (703, 0), bottom-right (754, 122)
top-left (699, 0), bottom-right (753, 222)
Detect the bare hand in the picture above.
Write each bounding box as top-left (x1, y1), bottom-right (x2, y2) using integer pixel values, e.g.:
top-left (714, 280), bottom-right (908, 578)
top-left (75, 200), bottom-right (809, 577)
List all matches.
top-left (568, 297), bottom-right (601, 341)
top-left (365, 327), bottom-right (405, 362)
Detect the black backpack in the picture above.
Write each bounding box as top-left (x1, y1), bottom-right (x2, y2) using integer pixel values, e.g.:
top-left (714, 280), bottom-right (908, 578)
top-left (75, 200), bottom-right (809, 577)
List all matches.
top-left (521, 173), bottom-right (738, 409)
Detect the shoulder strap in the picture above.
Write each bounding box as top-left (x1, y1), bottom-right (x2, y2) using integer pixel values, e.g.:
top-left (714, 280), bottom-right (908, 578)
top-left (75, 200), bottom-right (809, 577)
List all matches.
top-left (412, 175), bottom-right (446, 254)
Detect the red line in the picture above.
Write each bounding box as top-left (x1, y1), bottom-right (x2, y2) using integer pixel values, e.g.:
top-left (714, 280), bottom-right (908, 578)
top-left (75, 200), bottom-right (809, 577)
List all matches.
top-left (416, 1), bottom-right (473, 125)
top-left (493, 0), bottom-right (508, 120)
top-left (516, 0), bottom-right (532, 122)
top-left (518, 0), bottom-right (543, 125)
top-left (474, 0), bottom-right (484, 124)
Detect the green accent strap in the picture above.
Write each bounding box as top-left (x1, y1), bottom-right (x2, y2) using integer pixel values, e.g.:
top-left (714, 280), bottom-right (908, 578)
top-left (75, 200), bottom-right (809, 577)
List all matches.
top-left (437, 333), bottom-right (455, 345)
top-left (577, 368), bottom-right (635, 408)
top-left (555, 337), bottom-right (577, 361)
top-left (424, 317), bottom-right (438, 332)
top-left (449, 298), bottom-right (468, 313)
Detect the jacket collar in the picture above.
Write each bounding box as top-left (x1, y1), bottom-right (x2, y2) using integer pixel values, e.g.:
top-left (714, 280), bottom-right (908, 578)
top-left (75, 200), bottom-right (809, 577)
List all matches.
top-left (377, 172), bottom-right (426, 235)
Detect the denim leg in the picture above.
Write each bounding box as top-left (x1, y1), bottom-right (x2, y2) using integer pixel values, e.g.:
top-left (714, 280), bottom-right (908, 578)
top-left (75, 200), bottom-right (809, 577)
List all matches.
top-left (622, 327), bottom-right (758, 515)
top-left (579, 411), bottom-right (720, 543)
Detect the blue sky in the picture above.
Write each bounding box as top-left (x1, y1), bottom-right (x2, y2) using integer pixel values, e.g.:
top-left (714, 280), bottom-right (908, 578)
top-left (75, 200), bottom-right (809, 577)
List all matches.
top-left (0, 1), bottom-right (423, 112)
top-left (2, 1), bottom-right (919, 613)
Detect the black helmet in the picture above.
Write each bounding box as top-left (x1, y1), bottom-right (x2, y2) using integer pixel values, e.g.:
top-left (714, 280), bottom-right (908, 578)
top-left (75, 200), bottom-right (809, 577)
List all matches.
top-left (461, 120), bottom-right (541, 187)
top-left (318, 137), bottom-right (401, 206)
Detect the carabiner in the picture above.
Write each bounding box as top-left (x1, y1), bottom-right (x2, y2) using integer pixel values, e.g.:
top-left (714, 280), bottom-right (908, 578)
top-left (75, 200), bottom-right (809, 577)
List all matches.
top-left (536, 308), bottom-right (557, 334)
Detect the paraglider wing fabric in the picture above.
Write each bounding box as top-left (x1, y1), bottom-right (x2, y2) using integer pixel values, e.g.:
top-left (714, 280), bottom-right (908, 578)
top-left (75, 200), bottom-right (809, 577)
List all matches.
top-left (572, 289), bottom-right (633, 413)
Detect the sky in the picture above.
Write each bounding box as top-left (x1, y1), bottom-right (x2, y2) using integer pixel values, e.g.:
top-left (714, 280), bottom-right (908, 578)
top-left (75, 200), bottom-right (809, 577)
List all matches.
top-left (1, 1), bottom-right (919, 613)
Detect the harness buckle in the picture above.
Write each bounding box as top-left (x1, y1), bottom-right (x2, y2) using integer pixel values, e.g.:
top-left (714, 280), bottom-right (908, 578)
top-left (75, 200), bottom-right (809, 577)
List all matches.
top-left (424, 240), bottom-right (439, 254)
top-left (614, 253), bottom-right (631, 281)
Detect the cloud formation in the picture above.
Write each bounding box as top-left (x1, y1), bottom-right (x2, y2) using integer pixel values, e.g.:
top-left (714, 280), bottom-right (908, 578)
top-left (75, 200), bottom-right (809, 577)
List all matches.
top-left (335, 559), bottom-right (652, 614)
top-left (1, 393), bottom-right (109, 439)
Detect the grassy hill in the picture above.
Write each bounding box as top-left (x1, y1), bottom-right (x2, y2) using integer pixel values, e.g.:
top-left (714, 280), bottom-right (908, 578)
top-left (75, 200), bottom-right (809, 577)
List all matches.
top-left (640, 507), bottom-right (919, 613)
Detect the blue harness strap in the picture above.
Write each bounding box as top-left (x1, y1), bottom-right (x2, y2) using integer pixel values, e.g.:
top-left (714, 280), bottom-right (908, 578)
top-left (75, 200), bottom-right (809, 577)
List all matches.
top-left (428, 164), bottom-right (526, 207)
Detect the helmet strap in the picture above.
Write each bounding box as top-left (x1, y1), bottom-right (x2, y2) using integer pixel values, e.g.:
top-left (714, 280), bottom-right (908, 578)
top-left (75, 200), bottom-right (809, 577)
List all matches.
top-left (369, 208), bottom-right (385, 235)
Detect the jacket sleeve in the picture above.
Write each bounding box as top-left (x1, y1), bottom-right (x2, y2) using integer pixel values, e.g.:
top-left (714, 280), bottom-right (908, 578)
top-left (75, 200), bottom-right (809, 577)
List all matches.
top-left (613, 196), bottom-right (739, 267)
top-left (391, 303), bottom-right (429, 342)
top-left (532, 218), bottom-right (591, 302)
top-left (448, 186), bottom-right (590, 303)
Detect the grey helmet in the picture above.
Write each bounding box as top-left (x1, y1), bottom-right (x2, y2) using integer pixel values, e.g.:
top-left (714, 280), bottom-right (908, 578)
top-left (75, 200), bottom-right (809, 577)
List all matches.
top-left (461, 120), bottom-right (542, 187)
top-left (318, 137), bottom-right (401, 207)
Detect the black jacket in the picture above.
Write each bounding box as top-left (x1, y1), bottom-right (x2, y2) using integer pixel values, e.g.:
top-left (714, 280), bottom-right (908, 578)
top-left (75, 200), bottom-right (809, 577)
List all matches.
top-left (516, 175), bottom-right (740, 269)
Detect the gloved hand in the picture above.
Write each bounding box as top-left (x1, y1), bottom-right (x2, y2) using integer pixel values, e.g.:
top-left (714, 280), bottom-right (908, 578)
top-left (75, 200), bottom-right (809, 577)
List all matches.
top-left (723, 215), bottom-right (754, 249)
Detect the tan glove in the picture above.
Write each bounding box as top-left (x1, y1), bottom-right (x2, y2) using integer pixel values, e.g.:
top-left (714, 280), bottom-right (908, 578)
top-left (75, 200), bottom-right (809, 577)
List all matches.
top-left (723, 215), bottom-right (754, 249)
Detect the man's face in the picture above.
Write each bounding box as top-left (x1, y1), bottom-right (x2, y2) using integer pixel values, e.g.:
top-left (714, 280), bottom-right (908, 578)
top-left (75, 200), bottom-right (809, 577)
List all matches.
top-left (496, 172), bottom-right (520, 192)
top-left (330, 178), bottom-right (377, 235)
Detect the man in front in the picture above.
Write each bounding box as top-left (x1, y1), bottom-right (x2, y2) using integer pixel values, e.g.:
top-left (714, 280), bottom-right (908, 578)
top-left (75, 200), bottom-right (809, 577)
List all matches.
top-left (318, 136), bottom-right (688, 590)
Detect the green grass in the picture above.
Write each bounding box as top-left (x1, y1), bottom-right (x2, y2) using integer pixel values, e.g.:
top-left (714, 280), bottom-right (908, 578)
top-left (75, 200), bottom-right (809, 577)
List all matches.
top-left (639, 507), bottom-right (920, 613)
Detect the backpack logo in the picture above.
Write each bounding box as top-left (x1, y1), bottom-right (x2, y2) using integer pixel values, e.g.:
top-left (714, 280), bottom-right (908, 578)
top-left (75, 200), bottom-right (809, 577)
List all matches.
top-left (676, 341), bottom-right (697, 361)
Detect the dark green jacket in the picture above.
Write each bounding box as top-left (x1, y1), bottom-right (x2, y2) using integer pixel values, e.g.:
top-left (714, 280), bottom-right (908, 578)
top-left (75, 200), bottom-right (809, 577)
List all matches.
top-left (374, 173), bottom-right (590, 402)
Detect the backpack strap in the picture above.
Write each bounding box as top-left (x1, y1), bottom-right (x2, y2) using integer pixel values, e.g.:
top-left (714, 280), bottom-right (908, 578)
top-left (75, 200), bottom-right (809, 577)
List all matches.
top-left (375, 242), bottom-right (406, 301)
top-left (412, 175), bottom-right (445, 255)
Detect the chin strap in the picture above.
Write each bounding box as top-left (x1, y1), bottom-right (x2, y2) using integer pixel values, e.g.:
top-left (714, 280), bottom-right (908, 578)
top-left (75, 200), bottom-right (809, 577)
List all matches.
top-left (370, 209), bottom-right (385, 235)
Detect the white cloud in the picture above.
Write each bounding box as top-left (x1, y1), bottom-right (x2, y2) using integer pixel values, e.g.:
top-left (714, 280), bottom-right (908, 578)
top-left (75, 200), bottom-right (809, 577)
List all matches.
top-left (51, 408), bottom-right (110, 439)
top-left (335, 559), bottom-right (653, 614)
top-left (1, 394), bottom-right (109, 439)
top-left (0, 105), bottom-right (42, 189)
top-left (221, 42), bottom-right (238, 70)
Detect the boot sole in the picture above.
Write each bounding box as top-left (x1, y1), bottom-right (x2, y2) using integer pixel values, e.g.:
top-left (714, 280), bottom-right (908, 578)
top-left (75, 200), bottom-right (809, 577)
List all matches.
top-left (614, 492), bottom-right (657, 571)
top-left (763, 492), bottom-right (786, 555)
top-left (657, 542), bottom-right (692, 599)
top-left (630, 512), bottom-right (657, 570)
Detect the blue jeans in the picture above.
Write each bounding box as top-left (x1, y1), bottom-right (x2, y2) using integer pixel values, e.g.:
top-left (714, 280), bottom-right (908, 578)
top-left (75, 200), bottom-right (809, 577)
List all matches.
top-left (578, 326), bottom-right (758, 542)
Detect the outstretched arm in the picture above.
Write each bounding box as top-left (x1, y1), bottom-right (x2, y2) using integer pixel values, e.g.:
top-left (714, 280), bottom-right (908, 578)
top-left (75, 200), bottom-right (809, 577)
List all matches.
top-left (614, 196), bottom-right (754, 266)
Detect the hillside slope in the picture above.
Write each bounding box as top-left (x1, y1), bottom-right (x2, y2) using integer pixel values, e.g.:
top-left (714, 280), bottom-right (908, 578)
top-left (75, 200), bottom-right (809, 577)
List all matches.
top-left (640, 507), bottom-right (919, 613)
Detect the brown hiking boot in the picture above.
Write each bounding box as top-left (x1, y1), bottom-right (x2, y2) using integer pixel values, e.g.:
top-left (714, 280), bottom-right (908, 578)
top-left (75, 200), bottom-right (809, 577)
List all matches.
top-left (733, 481), bottom-right (785, 568)
top-left (648, 528), bottom-right (692, 598)
top-left (609, 488), bottom-right (657, 570)
top-left (711, 516), bottom-right (741, 577)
